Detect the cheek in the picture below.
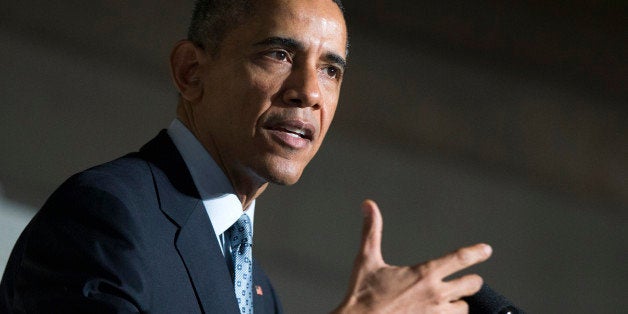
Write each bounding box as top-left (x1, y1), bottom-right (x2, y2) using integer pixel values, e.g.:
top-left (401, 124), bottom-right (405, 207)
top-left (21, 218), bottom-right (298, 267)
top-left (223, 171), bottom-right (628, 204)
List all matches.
top-left (321, 104), bottom-right (337, 132)
top-left (318, 88), bottom-right (340, 135)
top-left (243, 68), bottom-right (281, 118)
top-left (246, 65), bottom-right (283, 97)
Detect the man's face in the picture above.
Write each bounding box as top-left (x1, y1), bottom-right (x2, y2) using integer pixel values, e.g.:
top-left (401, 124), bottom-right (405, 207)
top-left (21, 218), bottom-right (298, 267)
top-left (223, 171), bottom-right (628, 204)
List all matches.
top-left (190, 0), bottom-right (347, 186)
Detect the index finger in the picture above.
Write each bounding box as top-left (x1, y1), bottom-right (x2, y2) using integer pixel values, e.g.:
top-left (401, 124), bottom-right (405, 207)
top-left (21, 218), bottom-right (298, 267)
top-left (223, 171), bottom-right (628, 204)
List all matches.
top-left (420, 243), bottom-right (492, 279)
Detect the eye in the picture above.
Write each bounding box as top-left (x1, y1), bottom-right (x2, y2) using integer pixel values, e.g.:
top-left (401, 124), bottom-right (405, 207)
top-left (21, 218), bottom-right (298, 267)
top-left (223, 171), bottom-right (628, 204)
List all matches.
top-left (266, 50), bottom-right (290, 62)
top-left (322, 66), bottom-right (341, 79)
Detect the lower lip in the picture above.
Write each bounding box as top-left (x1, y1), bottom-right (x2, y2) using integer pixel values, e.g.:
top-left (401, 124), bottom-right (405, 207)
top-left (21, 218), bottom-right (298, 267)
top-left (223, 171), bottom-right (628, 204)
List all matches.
top-left (266, 129), bottom-right (310, 149)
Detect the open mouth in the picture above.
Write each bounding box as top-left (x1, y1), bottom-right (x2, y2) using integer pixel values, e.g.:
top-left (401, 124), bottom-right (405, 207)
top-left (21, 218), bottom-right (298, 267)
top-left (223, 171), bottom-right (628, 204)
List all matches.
top-left (267, 125), bottom-right (312, 140)
top-left (264, 120), bottom-right (315, 141)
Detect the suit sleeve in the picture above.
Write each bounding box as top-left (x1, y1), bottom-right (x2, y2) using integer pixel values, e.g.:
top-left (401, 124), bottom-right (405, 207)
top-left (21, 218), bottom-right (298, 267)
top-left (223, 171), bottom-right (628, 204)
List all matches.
top-left (6, 175), bottom-right (150, 313)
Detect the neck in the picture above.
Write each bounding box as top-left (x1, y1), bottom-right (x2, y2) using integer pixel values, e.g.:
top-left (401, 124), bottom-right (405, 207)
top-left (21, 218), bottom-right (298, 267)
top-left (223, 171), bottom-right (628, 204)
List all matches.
top-left (176, 100), bottom-right (268, 210)
top-left (236, 180), bottom-right (268, 210)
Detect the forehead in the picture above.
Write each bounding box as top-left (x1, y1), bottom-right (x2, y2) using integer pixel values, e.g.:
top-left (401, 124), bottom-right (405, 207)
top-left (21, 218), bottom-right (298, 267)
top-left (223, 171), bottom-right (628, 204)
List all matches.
top-left (246, 0), bottom-right (347, 55)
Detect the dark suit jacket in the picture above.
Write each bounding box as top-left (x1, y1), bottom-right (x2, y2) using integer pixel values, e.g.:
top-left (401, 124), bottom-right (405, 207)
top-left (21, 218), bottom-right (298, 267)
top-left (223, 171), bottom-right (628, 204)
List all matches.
top-left (0, 131), bottom-right (283, 313)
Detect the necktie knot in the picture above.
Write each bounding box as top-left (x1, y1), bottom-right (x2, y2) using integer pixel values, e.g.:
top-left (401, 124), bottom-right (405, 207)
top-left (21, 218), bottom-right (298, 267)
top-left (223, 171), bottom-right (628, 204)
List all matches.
top-left (230, 214), bottom-right (252, 254)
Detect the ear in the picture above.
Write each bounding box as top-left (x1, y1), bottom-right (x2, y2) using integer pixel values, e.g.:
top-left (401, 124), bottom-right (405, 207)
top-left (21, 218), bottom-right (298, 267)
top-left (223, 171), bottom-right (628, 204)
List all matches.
top-left (170, 40), bottom-right (204, 102)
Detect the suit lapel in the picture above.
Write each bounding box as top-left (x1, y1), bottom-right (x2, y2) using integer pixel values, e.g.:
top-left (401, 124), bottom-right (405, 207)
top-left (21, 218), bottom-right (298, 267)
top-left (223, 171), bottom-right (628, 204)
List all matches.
top-left (140, 131), bottom-right (240, 313)
top-left (175, 203), bottom-right (239, 313)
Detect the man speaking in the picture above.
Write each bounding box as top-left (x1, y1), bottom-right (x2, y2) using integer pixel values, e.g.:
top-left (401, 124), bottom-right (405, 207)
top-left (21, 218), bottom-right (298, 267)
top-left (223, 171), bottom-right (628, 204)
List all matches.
top-left (1, 0), bottom-right (512, 313)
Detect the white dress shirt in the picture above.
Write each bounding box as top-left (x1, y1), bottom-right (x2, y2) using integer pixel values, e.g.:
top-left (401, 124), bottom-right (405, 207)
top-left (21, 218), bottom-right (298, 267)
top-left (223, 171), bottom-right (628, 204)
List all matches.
top-left (167, 119), bottom-right (254, 256)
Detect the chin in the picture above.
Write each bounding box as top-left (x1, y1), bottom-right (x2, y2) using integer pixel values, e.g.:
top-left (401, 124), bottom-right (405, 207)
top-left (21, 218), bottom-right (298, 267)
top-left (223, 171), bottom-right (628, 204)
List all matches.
top-left (260, 162), bottom-right (305, 186)
top-left (266, 171), bottom-right (302, 186)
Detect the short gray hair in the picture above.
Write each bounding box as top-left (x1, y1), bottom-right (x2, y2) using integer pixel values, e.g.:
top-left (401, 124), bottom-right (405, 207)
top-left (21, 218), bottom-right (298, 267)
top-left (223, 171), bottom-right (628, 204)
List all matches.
top-left (187, 0), bottom-right (346, 54)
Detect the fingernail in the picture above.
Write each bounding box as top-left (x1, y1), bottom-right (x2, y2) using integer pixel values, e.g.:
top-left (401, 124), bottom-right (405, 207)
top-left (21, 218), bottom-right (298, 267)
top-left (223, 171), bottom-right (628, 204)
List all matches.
top-left (483, 244), bottom-right (493, 255)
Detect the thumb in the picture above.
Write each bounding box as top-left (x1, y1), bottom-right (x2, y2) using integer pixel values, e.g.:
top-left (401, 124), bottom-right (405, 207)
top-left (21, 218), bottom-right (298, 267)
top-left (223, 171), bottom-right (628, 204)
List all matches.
top-left (359, 199), bottom-right (385, 266)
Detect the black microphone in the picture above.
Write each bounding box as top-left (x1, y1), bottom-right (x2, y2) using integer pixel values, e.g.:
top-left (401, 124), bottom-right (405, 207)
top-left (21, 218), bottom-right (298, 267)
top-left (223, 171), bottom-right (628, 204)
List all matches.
top-left (463, 284), bottom-right (523, 314)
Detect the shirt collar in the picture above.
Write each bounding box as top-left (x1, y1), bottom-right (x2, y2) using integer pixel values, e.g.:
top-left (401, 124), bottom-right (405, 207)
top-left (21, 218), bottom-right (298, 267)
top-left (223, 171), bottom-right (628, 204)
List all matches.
top-left (167, 119), bottom-right (254, 241)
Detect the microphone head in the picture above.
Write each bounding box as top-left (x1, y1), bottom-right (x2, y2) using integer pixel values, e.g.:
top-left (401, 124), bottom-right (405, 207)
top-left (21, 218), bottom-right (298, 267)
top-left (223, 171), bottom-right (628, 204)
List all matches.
top-left (463, 284), bottom-right (523, 314)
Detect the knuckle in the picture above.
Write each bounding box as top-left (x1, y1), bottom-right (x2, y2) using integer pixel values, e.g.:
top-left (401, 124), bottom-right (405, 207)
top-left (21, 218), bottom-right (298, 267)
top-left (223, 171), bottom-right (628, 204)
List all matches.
top-left (455, 248), bottom-right (475, 265)
top-left (434, 289), bottom-right (448, 303)
top-left (414, 272), bottom-right (448, 304)
top-left (430, 288), bottom-right (452, 306)
top-left (358, 250), bottom-right (371, 261)
top-left (423, 286), bottom-right (443, 303)
top-left (417, 261), bottom-right (435, 278)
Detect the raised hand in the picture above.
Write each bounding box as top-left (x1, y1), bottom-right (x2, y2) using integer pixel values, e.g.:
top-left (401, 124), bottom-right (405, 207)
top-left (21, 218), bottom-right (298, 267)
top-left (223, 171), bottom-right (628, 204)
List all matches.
top-left (333, 199), bottom-right (493, 314)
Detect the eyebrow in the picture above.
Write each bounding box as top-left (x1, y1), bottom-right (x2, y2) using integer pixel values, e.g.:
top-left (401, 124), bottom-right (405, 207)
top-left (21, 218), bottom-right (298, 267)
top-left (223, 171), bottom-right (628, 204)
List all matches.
top-left (325, 53), bottom-right (347, 70)
top-left (254, 36), bottom-right (347, 70)
top-left (254, 36), bottom-right (303, 50)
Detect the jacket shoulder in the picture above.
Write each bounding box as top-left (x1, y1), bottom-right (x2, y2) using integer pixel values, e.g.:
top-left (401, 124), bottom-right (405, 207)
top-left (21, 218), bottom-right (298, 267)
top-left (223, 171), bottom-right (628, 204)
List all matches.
top-left (63, 153), bottom-right (154, 199)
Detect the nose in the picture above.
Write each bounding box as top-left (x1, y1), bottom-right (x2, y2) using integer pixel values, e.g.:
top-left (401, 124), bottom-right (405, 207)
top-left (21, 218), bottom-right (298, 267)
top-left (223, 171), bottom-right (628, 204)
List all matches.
top-left (282, 65), bottom-right (321, 109)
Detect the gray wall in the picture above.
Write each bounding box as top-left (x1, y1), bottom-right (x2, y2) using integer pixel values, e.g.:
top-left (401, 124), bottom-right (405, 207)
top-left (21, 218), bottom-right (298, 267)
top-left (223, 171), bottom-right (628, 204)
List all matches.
top-left (1, 1), bottom-right (626, 313)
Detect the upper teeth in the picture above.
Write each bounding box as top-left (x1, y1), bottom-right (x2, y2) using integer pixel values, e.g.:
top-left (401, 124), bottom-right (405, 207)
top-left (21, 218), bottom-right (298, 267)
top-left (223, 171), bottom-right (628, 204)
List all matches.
top-left (284, 126), bottom-right (305, 136)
